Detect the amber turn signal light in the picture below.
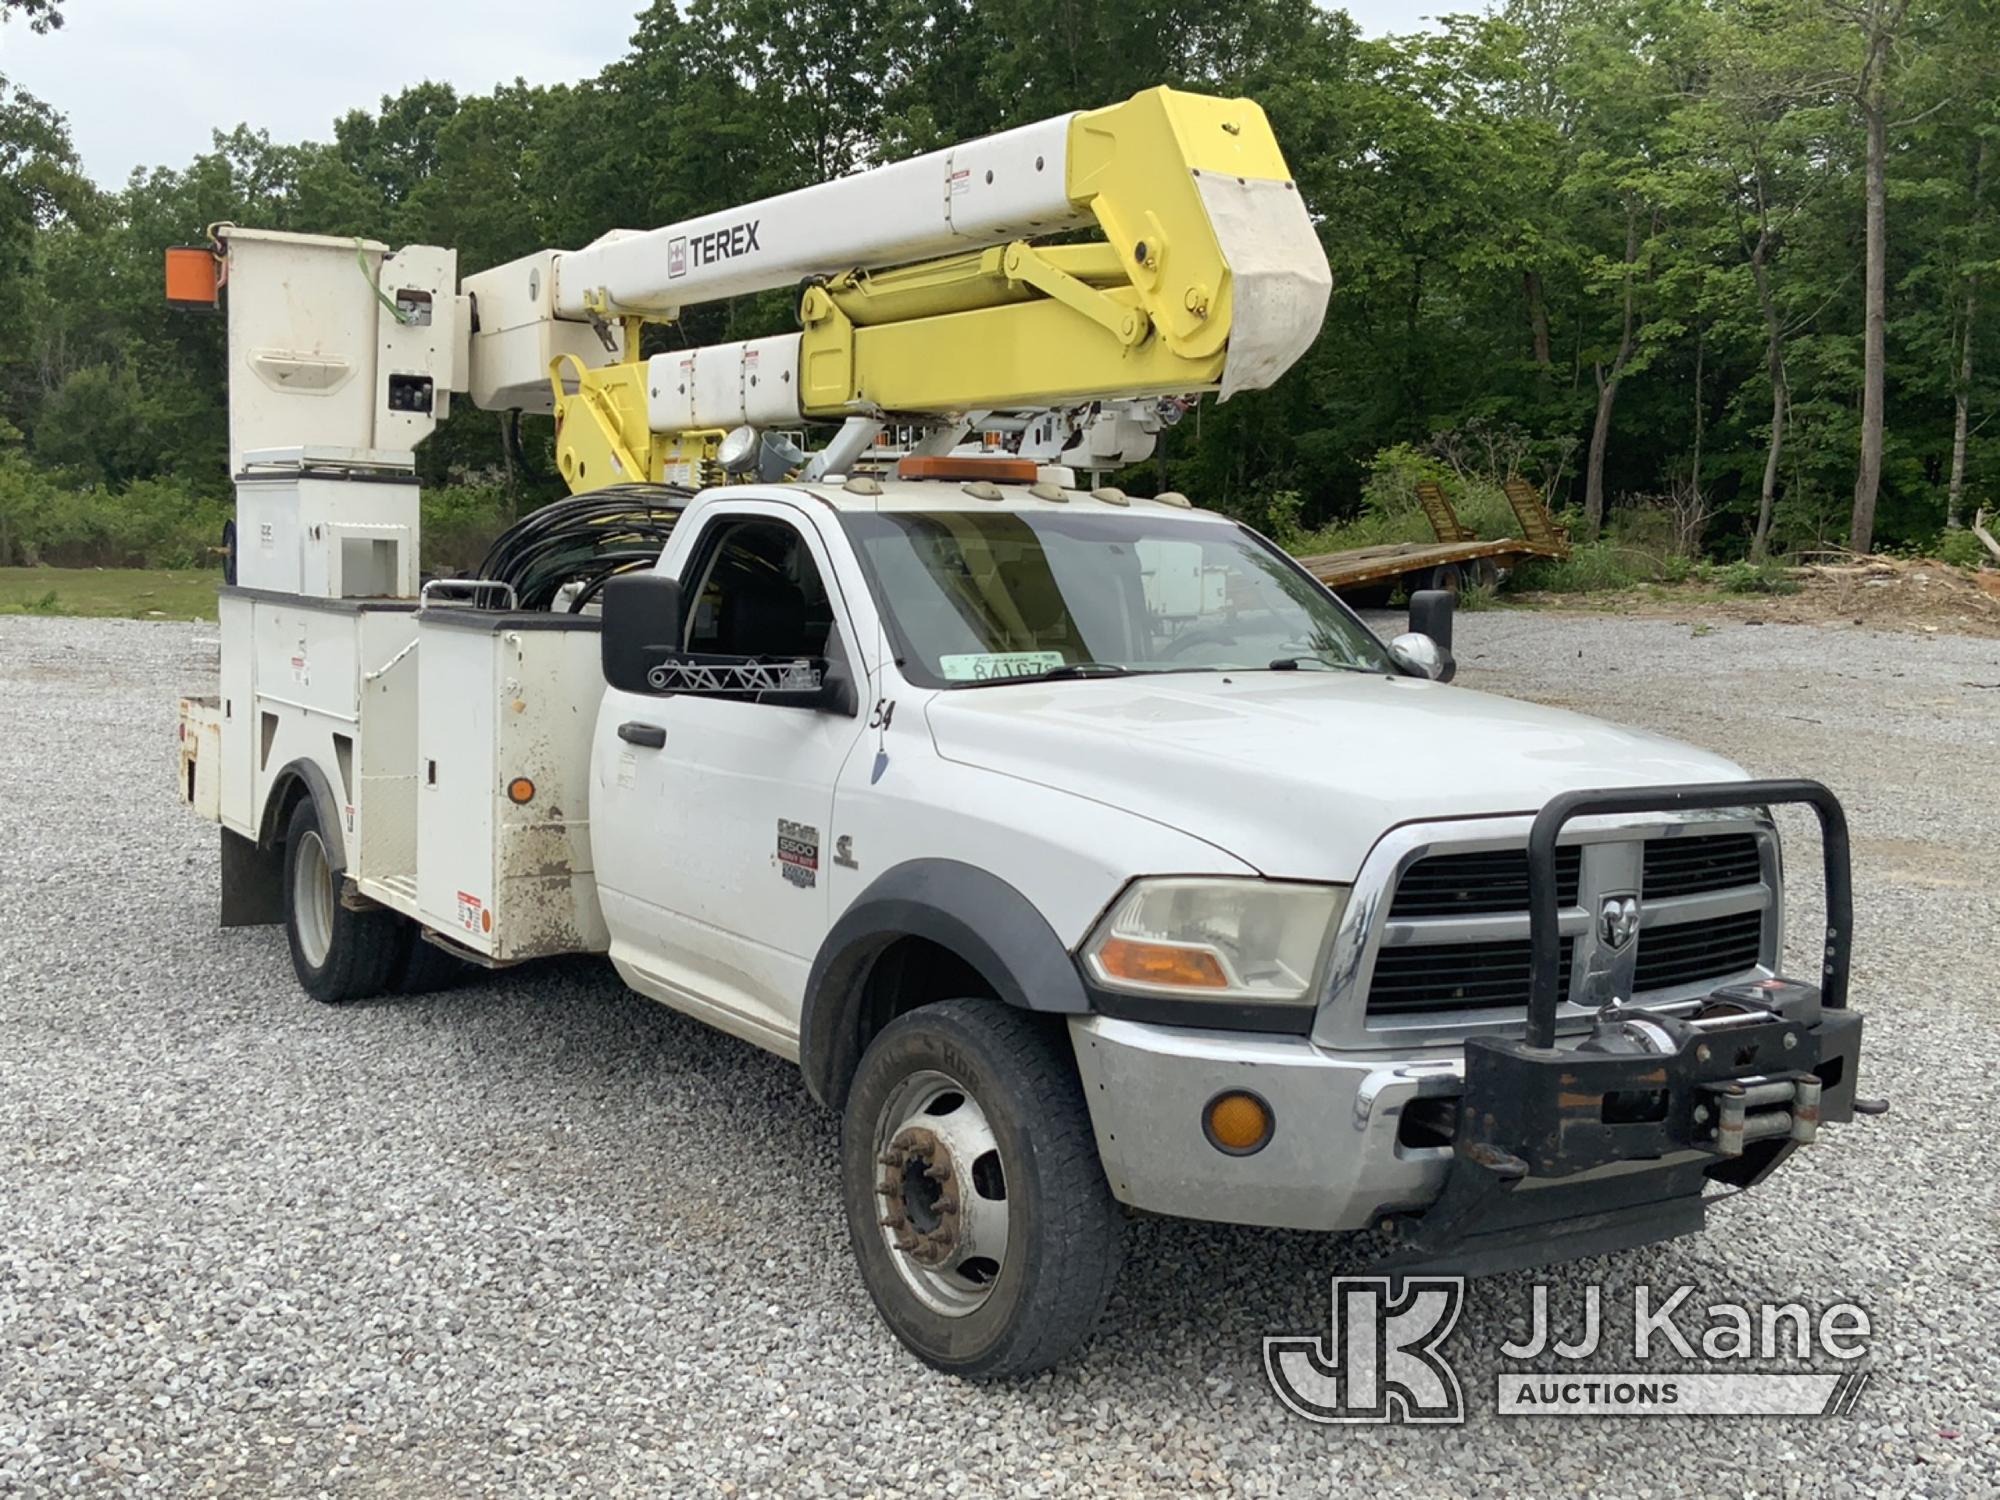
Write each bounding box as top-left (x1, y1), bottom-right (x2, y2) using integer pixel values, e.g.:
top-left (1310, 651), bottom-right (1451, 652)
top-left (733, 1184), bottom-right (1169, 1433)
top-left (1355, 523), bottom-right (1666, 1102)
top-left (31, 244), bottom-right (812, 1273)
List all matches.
top-left (506, 777), bottom-right (536, 805)
top-left (1094, 937), bottom-right (1229, 990)
top-left (1204, 1091), bottom-right (1274, 1155)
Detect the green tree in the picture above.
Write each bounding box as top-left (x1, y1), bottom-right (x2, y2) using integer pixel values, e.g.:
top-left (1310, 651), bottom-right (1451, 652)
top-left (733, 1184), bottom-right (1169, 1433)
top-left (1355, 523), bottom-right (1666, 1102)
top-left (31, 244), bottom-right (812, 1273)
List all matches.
top-left (0, 0), bottom-right (62, 31)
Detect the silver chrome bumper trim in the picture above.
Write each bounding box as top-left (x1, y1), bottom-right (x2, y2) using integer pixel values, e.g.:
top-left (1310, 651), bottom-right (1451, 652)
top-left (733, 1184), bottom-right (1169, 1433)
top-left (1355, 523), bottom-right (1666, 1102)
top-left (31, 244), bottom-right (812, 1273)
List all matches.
top-left (1068, 1015), bottom-right (1458, 1232)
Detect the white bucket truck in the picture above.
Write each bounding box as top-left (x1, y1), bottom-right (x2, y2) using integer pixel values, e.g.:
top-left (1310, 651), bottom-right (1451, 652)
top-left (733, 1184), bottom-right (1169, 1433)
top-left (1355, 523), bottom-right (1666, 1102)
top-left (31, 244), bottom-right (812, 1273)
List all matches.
top-left (174, 88), bottom-right (1870, 1377)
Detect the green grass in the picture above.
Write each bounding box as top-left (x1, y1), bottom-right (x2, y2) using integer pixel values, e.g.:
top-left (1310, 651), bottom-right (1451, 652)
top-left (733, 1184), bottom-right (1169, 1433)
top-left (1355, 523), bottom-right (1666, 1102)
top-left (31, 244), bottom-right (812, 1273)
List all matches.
top-left (0, 566), bottom-right (219, 620)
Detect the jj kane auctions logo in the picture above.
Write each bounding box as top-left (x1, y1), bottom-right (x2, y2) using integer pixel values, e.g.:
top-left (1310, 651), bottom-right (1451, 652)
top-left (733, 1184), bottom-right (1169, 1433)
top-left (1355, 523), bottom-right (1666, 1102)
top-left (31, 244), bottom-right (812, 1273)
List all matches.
top-left (1265, 1279), bottom-right (1874, 1421)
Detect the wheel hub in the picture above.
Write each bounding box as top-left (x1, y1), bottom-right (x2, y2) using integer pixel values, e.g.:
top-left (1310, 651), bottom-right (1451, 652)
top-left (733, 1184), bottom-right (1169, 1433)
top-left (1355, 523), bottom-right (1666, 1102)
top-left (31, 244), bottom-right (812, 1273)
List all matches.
top-left (878, 1127), bottom-right (962, 1267)
top-left (868, 1069), bottom-right (1011, 1318)
top-left (292, 828), bottom-right (334, 969)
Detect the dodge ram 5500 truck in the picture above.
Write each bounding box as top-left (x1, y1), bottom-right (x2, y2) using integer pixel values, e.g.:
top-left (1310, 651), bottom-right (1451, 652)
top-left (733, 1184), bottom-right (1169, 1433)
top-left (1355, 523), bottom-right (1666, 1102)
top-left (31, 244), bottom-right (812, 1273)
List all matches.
top-left (171, 89), bottom-right (1869, 1378)
top-left (183, 470), bottom-right (1868, 1377)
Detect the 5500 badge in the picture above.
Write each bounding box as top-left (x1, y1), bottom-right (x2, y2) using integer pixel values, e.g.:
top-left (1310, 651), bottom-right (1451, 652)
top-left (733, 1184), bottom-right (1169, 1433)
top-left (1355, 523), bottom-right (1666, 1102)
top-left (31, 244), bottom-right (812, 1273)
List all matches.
top-left (776, 820), bottom-right (819, 889)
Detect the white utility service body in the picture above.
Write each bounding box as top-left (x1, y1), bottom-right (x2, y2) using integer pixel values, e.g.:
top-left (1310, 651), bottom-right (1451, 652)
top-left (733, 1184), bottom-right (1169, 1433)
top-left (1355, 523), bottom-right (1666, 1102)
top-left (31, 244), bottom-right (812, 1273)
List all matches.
top-left (173, 85), bottom-right (1870, 1379)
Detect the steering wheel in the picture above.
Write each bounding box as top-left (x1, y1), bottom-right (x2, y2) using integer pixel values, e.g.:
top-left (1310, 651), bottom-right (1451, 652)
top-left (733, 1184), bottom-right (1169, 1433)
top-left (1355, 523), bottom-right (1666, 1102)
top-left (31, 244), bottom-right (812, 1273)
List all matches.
top-left (1159, 623), bottom-right (1243, 659)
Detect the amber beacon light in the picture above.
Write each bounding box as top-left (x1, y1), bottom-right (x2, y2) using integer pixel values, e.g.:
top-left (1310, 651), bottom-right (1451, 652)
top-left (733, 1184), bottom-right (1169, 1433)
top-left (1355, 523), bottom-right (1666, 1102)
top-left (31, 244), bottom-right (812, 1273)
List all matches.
top-left (164, 247), bottom-right (219, 310)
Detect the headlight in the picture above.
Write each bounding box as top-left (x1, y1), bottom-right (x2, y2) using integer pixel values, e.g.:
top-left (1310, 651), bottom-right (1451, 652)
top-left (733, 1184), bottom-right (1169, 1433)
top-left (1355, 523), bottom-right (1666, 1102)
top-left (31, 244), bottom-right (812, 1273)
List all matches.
top-left (1082, 878), bottom-right (1348, 1007)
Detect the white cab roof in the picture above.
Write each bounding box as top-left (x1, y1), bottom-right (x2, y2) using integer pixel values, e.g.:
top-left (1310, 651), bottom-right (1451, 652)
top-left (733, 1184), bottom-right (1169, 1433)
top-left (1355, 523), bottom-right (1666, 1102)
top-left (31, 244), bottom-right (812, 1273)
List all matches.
top-left (707, 477), bottom-right (1231, 520)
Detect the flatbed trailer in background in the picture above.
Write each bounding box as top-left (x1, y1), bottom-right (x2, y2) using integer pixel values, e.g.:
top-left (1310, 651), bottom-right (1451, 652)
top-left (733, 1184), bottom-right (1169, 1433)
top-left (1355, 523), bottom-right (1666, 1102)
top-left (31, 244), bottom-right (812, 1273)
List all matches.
top-left (1302, 479), bottom-right (1571, 601)
top-left (1298, 535), bottom-right (1561, 598)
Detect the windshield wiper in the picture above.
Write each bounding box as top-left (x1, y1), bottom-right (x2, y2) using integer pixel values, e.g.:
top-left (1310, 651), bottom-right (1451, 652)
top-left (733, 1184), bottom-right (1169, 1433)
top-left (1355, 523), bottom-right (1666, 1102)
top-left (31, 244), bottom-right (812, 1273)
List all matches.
top-left (1264, 656), bottom-right (1374, 673)
top-left (958, 661), bottom-right (1137, 688)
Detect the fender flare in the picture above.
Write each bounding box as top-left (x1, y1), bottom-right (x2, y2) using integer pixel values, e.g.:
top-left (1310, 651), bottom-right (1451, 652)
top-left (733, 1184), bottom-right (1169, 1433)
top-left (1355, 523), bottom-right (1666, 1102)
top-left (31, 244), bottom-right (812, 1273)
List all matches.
top-left (260, 757), bottom-right (347, 872)
top-left (800, 858), bottom-right (1091, 1109)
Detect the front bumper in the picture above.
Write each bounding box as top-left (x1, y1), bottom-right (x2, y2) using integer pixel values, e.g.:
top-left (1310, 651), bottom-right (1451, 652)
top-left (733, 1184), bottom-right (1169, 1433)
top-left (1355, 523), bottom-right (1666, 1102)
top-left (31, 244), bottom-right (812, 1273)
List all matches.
top-left (1068, 1015), bottom-right (1460, 1232)
top-left (1069, 993), bottom-right (1865, 1246)
top-left (1069, 778), bottom-right (1871, 1269)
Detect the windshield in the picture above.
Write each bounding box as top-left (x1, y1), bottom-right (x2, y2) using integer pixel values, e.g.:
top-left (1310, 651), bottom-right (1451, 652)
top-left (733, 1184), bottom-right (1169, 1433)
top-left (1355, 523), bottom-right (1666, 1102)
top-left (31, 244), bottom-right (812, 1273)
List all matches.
top-left (839, 508), bottom-right (1391, 688)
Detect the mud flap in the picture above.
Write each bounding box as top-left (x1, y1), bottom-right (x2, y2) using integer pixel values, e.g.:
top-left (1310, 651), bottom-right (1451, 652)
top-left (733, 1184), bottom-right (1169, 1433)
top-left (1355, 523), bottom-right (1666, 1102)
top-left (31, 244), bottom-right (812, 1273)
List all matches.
top-left (220, 826), bottom-right (284, 927)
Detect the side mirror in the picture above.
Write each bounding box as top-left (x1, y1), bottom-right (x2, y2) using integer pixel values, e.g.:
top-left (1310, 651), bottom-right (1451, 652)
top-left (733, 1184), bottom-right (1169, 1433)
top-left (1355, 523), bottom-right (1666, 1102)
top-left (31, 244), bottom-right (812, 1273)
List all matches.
top-left (601, 572), bottom-right (682, 693)
top-left (1393, 588), bottom-right (1457, 682)
top-left (1407, 588), bottom-right (1455, 651)
top-left (1388, 632), bottom-right (1455, 682)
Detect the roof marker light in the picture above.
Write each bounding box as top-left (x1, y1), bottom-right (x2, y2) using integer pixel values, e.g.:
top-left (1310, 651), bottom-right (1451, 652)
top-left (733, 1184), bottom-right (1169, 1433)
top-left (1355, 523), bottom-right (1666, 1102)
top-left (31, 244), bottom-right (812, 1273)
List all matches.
top-left (897, 455), bottom-right (1038, 483)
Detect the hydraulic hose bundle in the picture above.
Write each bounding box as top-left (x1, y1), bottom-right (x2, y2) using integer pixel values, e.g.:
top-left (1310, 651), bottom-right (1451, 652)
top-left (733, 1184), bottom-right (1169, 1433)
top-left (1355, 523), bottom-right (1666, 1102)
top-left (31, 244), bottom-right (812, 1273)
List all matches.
top-left (474, 484), bottom-right (692, 612)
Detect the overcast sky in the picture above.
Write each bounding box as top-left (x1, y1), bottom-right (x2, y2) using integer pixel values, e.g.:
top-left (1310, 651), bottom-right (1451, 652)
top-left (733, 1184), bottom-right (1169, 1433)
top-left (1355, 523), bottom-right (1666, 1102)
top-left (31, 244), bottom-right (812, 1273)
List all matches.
top-left (1, 0), bottom-right (1444, 187)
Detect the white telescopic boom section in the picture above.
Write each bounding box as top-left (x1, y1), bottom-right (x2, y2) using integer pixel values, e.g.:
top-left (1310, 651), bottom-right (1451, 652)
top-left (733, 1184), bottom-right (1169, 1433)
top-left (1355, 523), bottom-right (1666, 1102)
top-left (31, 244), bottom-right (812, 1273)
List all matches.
top-left (553, 116), bottom-right (1081, 318)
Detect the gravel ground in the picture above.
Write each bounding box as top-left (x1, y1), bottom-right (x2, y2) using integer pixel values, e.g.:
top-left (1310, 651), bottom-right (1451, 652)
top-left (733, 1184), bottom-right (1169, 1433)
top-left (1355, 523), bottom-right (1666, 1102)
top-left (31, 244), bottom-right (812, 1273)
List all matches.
top-left (0, 609), bottom-right (1994, 1497)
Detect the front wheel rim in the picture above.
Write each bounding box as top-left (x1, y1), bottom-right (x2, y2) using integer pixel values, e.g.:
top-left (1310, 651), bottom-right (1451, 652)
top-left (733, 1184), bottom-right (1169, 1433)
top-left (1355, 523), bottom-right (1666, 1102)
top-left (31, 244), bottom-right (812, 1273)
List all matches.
top-left (872, 1068), bottom-right (1011, 1318)
top-left (292, 829), bottom-right (334, 969)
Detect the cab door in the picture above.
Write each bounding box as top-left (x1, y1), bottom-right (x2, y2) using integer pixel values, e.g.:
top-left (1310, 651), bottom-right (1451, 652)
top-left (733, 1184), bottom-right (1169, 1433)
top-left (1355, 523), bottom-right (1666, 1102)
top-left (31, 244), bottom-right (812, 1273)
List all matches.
top-left (593, 503), bottom-right (868, 1053)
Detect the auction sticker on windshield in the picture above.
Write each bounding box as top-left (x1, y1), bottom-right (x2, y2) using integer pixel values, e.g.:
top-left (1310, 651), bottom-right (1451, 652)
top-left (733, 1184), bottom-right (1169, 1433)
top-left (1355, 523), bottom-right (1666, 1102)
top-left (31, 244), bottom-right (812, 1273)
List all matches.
top-left (938, 651), bottom-right (1069, 682)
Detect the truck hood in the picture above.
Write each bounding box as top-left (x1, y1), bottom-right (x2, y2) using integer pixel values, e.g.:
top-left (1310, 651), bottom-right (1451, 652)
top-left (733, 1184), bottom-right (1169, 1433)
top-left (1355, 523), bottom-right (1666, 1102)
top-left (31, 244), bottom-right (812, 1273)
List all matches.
top-left (923, 672), bottom-right (1749, 881)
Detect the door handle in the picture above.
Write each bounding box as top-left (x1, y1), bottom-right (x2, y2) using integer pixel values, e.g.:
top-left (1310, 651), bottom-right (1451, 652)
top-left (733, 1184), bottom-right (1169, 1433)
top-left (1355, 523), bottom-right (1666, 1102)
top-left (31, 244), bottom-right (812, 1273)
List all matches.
top-left (617, 721), bottom-right (666, 749)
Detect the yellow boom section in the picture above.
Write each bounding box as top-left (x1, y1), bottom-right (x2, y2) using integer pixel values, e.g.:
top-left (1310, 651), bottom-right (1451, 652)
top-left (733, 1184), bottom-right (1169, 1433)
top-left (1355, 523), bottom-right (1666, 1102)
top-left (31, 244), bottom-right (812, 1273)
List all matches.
top-left (549, 87), bottom-right (1329, 490)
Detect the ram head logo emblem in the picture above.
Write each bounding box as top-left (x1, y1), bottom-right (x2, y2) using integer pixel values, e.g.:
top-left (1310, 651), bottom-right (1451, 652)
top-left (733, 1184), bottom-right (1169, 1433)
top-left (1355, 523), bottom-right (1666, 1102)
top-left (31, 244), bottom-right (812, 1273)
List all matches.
top-left (1597, 894), bottom-right (1641, 951)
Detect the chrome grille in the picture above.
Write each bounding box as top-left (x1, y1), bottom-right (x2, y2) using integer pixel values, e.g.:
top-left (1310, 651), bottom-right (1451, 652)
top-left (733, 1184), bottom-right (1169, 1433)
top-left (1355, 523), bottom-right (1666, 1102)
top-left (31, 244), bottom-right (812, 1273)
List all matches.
top-left (1361, 827), bottom-right (1771, 1021)
top-left (1631, 908), bottom-right (1764, 991)
top-left (1642, 832), bottom-right (1762, 898)
top-left (1368, 939), bottom-right (1575, 1015)
top-left (1388, 847), bottom-right (1582, 917)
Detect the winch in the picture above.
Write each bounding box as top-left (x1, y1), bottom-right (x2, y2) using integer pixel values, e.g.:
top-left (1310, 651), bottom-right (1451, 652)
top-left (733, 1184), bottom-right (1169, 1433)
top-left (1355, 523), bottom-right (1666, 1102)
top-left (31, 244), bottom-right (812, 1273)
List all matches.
top-left (1577, 981), bottom-right (1827, 1153)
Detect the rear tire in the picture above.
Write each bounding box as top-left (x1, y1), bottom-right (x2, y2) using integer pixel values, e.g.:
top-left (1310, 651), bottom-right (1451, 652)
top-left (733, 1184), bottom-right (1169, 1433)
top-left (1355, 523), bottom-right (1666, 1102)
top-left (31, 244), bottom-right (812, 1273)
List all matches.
top-left (1427, 561), bottom-right (1465, 594)
top-left (281, 797), bottom-right (399, 1004)
top-left (841, 1000), bottom-right (1124, 1379)
top-left (388, 922), bottom-right (468, 994)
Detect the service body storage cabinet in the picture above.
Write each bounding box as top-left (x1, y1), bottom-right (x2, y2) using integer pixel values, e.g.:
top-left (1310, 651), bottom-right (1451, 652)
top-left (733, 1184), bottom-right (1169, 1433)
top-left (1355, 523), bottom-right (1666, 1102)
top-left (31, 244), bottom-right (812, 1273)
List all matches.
top-left (413, 612), bottom-right (611, 961)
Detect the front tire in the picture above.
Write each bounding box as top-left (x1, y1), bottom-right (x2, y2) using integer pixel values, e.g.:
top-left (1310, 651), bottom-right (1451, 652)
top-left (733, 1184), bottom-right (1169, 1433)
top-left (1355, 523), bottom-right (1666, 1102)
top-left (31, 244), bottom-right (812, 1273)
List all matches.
top-left (281, 797), bottom-right (399, 1003)
top-left (841, 1000), bottom-right (1124, 1379)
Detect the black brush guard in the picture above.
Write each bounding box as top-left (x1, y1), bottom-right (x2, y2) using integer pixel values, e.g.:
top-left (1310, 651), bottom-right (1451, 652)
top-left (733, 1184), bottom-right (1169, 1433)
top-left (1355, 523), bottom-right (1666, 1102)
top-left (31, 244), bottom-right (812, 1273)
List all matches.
top-left (1384, 780), bottom-right (1867, 1275)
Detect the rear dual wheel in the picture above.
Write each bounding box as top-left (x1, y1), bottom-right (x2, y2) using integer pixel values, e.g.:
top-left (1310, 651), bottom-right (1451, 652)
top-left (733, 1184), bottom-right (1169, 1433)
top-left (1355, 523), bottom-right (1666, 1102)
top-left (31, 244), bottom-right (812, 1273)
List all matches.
top-left (282, 798), bottom-right (465, 1001)
top-left (283, 798), bottom-right (399, 1003)
top-left (841, 1000), bottom-right (1125, 1379)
